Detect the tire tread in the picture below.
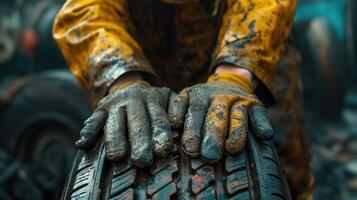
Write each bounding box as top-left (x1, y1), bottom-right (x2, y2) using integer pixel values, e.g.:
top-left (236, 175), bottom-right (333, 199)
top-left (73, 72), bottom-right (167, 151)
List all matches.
top-left (62, 133), bottom-right (291, 200)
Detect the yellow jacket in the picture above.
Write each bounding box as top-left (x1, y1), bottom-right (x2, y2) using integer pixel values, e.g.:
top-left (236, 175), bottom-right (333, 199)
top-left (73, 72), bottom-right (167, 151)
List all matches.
top-left (53, 0), bottom-right (297, 104)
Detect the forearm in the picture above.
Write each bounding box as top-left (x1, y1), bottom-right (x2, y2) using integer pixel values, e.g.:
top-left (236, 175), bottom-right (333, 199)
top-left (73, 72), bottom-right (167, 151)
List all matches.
top-left (53, 0), bottom-right (156, 102)
top-left (212, 0), bottom-right (298, 104)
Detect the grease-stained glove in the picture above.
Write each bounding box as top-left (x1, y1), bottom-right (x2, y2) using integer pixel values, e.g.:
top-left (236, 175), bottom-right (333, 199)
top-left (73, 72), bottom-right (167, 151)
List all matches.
top-left (76, 80), bottom-right (173, 167)
top-left (168, 73), bottom-right (274, 163)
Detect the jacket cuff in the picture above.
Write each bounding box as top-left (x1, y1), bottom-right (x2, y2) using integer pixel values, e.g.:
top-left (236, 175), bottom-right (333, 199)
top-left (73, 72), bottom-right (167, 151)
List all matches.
top-left (89, 54), bottom-right (158, 103)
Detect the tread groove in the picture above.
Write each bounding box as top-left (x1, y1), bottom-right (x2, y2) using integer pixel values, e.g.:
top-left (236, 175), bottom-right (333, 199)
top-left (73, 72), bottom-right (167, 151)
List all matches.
top-left (62, 133), bottom-right (291, 200)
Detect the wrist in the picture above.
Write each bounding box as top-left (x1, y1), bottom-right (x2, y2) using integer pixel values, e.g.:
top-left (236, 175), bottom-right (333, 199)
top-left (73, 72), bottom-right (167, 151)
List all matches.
top-left (109, 72), bottom-right (145, 93)
top-left (207, 72), bottom-right (254, 93)
top-left (214, 64), bottom-right (257, 89)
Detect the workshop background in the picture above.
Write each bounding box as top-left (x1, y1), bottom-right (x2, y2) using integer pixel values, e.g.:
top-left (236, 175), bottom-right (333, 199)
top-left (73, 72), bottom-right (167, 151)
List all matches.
top-left (0, 0), bottom-right (356, 199)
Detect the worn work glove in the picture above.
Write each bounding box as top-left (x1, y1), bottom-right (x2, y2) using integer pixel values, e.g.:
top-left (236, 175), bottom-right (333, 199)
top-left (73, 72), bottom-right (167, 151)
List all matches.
top-left (75, 80), bottom-right (173, 167)
top-left (168, 73), bottom-right (274, 163)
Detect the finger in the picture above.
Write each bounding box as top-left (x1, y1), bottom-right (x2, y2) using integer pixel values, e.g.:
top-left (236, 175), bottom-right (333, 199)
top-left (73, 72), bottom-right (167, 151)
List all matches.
top-left (127, 100), bottom-right (153, 167)
top-left (156, 87), bottom-right (172, 109)
top-left (225, 103), bottom-right (248, 154)
top-left (103, 107), bottom-right (128, 161)
top-left (249, 105), bottom-right (274, 140)
top-left (75, 109), bottom-right (108, 150)
top-left (147, 99), bottom-right (173, 158)
top-left (181, 95), bottom-right (209, 158)
top-left (201, 96), bottom-right (230, 163)
top-left (168, 89), bottom-right (189, 128)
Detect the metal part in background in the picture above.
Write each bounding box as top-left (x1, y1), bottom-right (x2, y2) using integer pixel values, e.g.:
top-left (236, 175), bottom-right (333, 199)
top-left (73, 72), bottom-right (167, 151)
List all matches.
top-left (293, 0), bottom-right (351, 119)
top-left (0, 33), bottom-right (16, 65)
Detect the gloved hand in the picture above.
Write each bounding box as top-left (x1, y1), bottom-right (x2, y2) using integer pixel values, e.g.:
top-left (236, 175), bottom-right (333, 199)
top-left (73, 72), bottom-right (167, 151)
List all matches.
top-left (75, 80), bottom-right (173, 167)
top-left (168, 72), bottom-right (274, 163)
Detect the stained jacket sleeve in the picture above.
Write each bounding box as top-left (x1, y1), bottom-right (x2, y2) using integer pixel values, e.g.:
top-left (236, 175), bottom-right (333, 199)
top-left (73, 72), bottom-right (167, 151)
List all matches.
top-left (53, 0), bottom-right (156, 102)
top-left (212, 0), bottom-right (298, 105)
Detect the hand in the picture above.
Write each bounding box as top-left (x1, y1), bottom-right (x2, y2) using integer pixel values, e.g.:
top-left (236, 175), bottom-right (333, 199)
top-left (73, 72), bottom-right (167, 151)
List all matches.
top-left (75, 79), bottom-right (173, 167)
top-left (168, 72), bottom-right (274, 163)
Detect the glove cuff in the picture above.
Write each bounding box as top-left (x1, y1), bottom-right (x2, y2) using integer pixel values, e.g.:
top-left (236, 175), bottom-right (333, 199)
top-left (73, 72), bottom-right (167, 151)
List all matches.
top-left (207, 72), bottom-right (254, 93)
top-left (109, 80), bottom-right (150, 93)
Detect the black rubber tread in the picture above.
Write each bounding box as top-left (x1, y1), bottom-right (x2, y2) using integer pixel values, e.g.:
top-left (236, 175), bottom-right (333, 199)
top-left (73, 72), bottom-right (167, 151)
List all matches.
top-left (62, 132), bottom-right (291, 200)
top-left (62, 143), bottom-right (106, 199)
top-left (0, 70), bottom-right (92, 154)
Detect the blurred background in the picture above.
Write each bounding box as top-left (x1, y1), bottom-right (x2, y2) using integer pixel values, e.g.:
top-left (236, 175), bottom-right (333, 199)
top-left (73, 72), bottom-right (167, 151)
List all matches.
top-left (0, 0), bottom-right (356, 199)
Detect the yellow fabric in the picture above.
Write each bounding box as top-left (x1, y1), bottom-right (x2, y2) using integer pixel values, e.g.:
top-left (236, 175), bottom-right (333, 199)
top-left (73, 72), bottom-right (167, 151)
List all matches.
top-left (53, 0), bottom-right (297, 104)
top-left (52, 0), bottom-right (155, 103)
top-left (213, 0), bottom-right (298, 94)
top-left (160, 0), bottom-right (199, 4)
top-left (207, 73), bottom-right (253, 93)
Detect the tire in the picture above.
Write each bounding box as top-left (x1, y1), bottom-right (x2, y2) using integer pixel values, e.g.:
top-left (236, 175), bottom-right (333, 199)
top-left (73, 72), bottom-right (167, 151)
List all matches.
top-left (0, 70), bottom-right (92, 199)
top-left (62, 131), bottom-right (291, 200)
top-left (0, 70), bottom-right (91, 154)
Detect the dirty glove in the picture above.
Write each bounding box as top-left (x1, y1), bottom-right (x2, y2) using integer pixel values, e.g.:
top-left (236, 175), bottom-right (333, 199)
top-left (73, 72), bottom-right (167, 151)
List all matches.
top-left (168, 73), bottom-right (274, 163)
top-left (75, 80), bottom-right (173, 167)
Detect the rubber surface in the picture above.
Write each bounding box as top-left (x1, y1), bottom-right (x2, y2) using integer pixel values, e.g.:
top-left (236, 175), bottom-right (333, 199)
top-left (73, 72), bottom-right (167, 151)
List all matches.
top-left (62, 132), bottom-right (291, 200)
top-left (0, 70), bottom-right (92, 199)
